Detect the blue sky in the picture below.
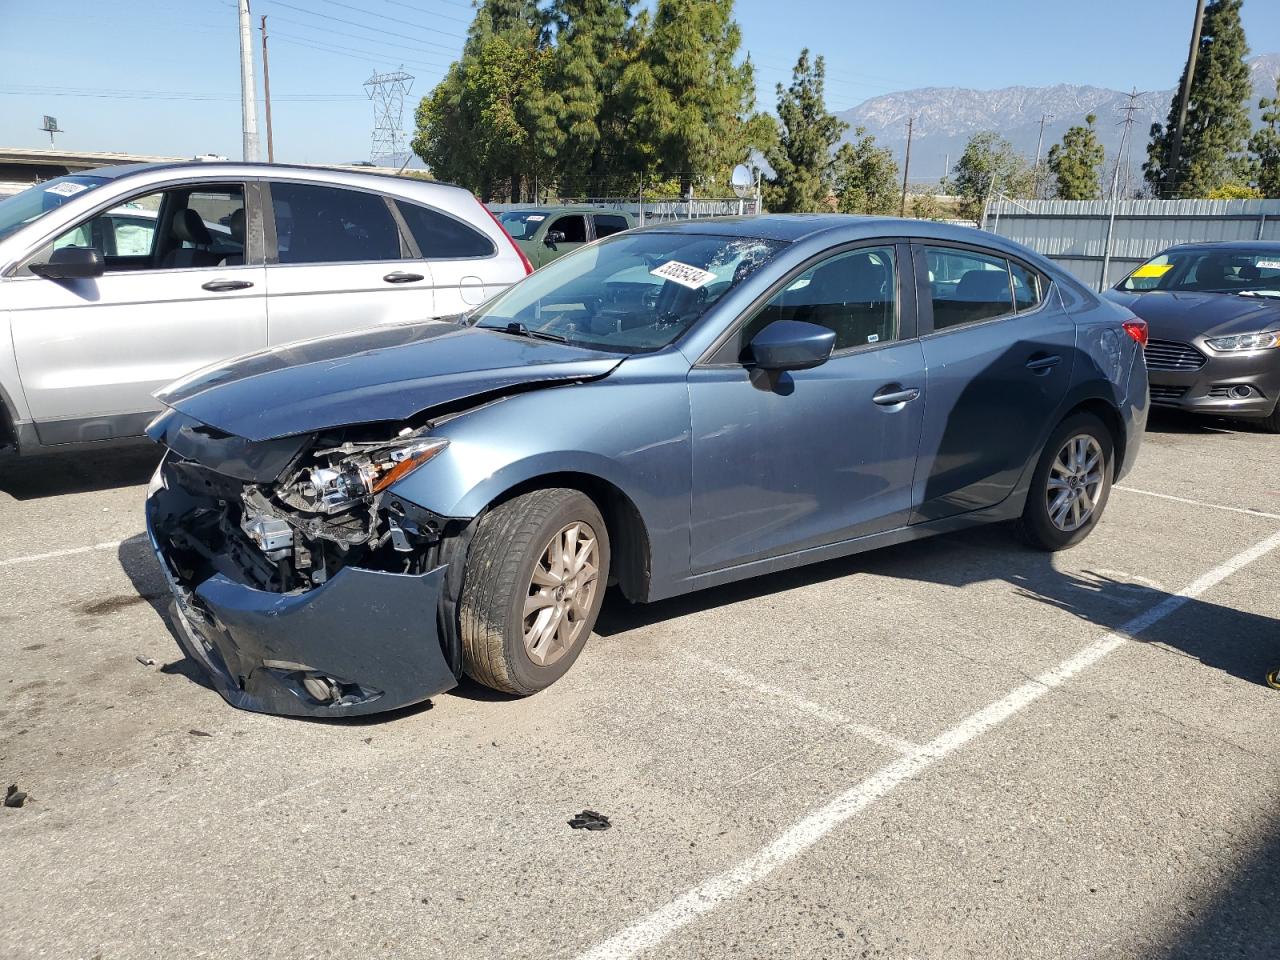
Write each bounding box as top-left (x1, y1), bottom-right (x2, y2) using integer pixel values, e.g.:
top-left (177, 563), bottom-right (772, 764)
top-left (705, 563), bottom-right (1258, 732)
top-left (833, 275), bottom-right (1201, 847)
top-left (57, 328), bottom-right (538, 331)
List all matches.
top-left (1, 0), bottom-right (1277, 163)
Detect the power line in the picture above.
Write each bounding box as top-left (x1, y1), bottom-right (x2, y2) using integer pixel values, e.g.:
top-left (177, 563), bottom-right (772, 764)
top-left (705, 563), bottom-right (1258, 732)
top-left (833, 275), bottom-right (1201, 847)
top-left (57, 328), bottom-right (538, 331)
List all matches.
top-left (270, 31), bottom-right (453, 74)
top-left (265, 17), bottom-right (458, 67)
top-left (262, 0), bottom-right (464, 53)
top-left (318, 0), bottom-right (473, 29)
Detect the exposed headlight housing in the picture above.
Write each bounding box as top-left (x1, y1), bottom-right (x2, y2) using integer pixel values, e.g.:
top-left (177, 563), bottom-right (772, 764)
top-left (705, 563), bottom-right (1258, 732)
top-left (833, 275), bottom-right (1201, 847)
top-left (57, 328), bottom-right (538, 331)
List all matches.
top-left (304, 437), bottom-right (449, 514)
top-left (1204, 330), bottom-right (1280, 352)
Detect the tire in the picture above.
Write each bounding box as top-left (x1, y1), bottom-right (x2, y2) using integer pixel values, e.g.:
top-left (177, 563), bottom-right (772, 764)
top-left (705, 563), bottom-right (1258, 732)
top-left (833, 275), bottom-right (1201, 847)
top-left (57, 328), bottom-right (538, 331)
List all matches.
top-left (1015, 412), bottom-right (1114, 552)
top-left (459, 488), bottom-right (610, 695)
top-left (1255, 399), bottom-right (1280, 434)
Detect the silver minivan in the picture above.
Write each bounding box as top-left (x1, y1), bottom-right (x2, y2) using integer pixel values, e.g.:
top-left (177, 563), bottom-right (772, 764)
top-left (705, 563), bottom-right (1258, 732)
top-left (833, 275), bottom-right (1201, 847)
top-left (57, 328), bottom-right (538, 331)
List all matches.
top-left (0, 162), bottom-right (531, 454)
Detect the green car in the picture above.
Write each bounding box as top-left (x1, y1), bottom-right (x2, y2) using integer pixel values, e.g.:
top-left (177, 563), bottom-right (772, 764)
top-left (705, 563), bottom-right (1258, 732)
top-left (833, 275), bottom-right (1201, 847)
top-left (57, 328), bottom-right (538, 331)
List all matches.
top-left (497, 205), bottom-right (635, 269)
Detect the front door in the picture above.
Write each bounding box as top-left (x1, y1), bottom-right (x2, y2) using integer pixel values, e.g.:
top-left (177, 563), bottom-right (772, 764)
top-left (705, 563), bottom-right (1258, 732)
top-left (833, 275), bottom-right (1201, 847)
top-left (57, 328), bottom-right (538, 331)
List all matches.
top-left (5, 181), bottom-right (266, 443)
top-left (688, 243), bottom-right (926, 574)
top-left (910, 243), bottom-right (1075, 522)
top-left (536, 213), bottom-right (589, 266)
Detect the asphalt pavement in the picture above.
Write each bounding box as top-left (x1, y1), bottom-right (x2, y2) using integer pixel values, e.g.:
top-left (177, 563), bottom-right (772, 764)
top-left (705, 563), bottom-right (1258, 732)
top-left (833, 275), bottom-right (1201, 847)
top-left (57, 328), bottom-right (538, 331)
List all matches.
top-left (1, 412), bottom-right (1277, 960)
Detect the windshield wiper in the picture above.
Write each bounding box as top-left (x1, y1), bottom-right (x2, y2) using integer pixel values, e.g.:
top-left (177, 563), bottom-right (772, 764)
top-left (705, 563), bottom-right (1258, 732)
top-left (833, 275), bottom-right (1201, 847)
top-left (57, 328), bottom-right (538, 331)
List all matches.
top-left (476, 320), bottom-right (568, 343)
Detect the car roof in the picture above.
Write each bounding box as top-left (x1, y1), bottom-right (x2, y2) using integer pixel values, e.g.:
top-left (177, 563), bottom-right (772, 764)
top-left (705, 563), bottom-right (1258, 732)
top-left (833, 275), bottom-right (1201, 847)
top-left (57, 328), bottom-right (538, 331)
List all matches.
top-left (73, 160), bottom-right (467, 192)
top-left (501, 205), bottom-right (630, 215)
top-left (1163, 239), bottom-right (1280, 253)
top-left (631, 213), bottom-right (1034, 249)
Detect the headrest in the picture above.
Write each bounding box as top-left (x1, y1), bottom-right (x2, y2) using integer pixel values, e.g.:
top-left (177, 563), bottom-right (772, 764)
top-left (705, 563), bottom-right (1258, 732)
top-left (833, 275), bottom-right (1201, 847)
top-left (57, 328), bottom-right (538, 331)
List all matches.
top-left (172, 208), bottom-right (212, 246)
top-left (956, 269), bottom-right (1011, 302)
top-left (227, 207), bottom-right (246, 244)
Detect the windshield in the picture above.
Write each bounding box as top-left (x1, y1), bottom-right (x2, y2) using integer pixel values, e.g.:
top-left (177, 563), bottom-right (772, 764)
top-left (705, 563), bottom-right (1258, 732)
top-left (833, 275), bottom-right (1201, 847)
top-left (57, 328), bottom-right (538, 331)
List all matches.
top-left (1119, 248), bottom-right (1280, 298)
top-left (497, 210), bottom-right (549, 240)
top-left (469, 231), bottom-right (787, 353)
top-left (0, 175), bottom-right (110, 242)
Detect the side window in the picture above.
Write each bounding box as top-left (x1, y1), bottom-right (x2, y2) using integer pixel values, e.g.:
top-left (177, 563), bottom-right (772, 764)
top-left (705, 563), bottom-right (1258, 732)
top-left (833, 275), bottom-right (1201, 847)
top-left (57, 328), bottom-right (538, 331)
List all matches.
top-left (396, 201), bottom-right (495, 258)
top-left (1009, 261), bottom-right (1044, 313)
top-left (924, 247), bottom-right (1013, 330)
top-left (594, 214), bottom-right (628, 239)
top-left (740, 246), bottom-right (897, 356)
top-left (271, 182), bottom-right (402, 264)
top-left (549, 214), bottom-right (587, 243)
top-left (37, 184), bottom-right (242, 271)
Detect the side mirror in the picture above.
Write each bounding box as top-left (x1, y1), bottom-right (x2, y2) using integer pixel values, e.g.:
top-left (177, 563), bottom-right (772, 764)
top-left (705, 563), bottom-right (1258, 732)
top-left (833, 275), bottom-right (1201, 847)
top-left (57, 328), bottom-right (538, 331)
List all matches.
top-left (544, 230), bottom-right (566, 248)
top-left (749, 320), bottom-right (836, 371)
top-left (29, 246), bottom-right (104, 280)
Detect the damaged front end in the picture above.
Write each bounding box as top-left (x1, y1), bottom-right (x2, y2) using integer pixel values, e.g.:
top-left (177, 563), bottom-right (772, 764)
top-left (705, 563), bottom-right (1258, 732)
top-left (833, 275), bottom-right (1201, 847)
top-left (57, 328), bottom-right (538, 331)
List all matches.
top-left (145, 409), bottom-right (468, 717)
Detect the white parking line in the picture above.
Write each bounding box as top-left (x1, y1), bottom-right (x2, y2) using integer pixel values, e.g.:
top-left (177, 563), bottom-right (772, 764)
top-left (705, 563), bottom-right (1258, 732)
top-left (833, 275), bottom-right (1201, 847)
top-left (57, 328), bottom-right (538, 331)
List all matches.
top-left (686, 654), bottom-right (919, 755)
top-left (0, 540), bottom-right (123, 567)
top-left (578, 528), bottom-right (1280, 960)
top-left (1115, 484), bottom-right (1280, 521)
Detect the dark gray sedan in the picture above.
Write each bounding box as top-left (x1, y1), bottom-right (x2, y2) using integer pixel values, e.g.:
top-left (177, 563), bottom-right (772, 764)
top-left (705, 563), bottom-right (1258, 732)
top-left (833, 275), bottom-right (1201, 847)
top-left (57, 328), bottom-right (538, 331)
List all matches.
top-left (1106, 241), bottom-right (1280, 431)
top-left (146, 215), bottom-right (1148, 717)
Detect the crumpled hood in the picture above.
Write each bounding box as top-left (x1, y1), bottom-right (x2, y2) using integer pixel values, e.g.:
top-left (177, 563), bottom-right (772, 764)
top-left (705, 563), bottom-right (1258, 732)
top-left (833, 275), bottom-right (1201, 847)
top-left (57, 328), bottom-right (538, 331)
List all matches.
top-left (154, 320), bottom-right (624, 441)
top-left (1106, 290), bottom-right (1280, 340)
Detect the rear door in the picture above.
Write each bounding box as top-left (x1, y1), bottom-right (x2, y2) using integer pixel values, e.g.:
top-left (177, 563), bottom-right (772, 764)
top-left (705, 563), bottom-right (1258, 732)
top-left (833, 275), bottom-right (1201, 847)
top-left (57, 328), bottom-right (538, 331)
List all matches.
top-left (910, 242), bottom-right (1074, 522)
top-left (5, 180), bottom-right (266, 443)
top-left (263, 180), bottom-right (435, 344)
top-left (592, 213), bottom-right (630, 240)
top-left (394, 198), bottom-right (501, 315)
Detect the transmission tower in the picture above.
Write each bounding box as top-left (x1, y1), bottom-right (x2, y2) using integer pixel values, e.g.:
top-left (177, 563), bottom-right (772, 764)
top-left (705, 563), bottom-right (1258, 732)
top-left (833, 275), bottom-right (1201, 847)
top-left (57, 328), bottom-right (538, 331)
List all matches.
top-left (364, 67), bottom-right (414, 166)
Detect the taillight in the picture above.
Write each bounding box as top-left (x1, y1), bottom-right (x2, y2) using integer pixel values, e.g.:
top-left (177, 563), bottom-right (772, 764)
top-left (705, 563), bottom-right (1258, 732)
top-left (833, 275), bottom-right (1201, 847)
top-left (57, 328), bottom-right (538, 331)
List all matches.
top-left (1122, 318), bottom-right (1148, 348)
top-left (480, 201), bottom-right (534, 275)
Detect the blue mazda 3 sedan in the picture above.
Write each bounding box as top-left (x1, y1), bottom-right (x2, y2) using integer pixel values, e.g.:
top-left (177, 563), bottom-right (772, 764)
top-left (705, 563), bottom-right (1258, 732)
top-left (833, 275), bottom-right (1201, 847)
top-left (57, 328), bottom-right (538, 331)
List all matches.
top-left (145, 215), bottom-right (1149, 716)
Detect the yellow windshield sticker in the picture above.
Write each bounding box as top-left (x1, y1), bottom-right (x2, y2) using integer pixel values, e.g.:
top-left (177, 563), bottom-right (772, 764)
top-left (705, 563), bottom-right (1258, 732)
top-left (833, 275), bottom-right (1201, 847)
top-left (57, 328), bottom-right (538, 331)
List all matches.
top-left (1132, 263), bottom-right (1173, 278)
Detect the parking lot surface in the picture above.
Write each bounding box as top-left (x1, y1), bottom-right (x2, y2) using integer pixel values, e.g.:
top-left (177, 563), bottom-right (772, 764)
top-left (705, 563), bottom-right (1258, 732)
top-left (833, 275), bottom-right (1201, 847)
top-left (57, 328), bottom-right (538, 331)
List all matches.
top-left (2, 413), bottom-right (1278, 960)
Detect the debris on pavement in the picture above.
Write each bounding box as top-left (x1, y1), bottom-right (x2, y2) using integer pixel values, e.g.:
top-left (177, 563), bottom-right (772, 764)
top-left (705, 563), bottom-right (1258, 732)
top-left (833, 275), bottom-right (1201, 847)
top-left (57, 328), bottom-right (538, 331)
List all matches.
top-left (5, 784), bottom-right (29, 808)
top-left (136, 655), bottom-right (156, 667)
top-left (568, 810), bottom-right (611, 831)
top-left (188, 729), bottom-right (214, 738)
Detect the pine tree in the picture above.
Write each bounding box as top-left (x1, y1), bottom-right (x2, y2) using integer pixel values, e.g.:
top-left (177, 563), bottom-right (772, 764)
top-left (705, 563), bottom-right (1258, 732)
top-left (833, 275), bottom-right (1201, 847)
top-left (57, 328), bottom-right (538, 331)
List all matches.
top-left (947, 132), bottom-right (1033, 222)
top-left (832, 127), bottom-right (899, 214)
top-left (1250, 77), bottom-right (1280, 199)
top-left (619, 0), bottom-right (767, 195)
top-left (1144, 0), bottom-right (1252, 198)
top-left (762, 50), bottom-right (847, 212)
top-left (1047, 114), bottom-right (1105, 200)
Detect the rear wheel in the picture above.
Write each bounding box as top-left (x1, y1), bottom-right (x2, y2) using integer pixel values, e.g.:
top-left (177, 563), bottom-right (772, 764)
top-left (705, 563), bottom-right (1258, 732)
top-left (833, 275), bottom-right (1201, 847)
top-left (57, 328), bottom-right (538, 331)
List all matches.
top-left (459, 488), bottom-right (610, 695)
top-left (1016, 412), bottom-right (1114, 551)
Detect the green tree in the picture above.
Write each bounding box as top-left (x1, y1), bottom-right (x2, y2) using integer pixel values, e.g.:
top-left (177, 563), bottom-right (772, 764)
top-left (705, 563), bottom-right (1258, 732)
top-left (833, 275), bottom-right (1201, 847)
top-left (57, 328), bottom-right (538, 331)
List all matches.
top-left (909, 192), bottom-right (943, 220)
top-left (762, 50), bottom-right (846, 212)
top-left (832, 127), bottom-right (899, 214)
top-left (1145, 0), bottom-right (1252, 197)
top-left (618, 0), bottom-right (767, 195)
top-left (1047, 114), bottom-right (1105, 200)
top-left (544, 0), bottom-right (637, 197)
top-left (1250, 77), bottom-right (1280, 198)
top-left (946, 131), bottom-right (1033, 222)
top-left (412, 0), bottom-right (554, 201)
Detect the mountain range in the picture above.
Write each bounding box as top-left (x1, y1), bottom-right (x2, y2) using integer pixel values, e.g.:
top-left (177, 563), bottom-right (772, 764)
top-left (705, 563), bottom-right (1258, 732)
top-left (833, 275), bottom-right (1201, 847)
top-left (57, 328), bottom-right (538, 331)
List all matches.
top-left (835, 53), bottom-right (1280, 186)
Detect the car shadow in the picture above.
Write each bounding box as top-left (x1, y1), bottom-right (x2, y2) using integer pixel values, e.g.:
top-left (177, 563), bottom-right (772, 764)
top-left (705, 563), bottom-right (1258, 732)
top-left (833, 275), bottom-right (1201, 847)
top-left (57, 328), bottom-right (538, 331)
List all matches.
top-left (0, 442), bottom-right (158, 500)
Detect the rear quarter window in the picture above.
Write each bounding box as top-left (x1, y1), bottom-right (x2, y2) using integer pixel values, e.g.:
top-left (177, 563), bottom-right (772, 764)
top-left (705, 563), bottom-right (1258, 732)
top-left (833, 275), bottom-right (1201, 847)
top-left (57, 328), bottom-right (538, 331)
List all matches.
top-left (397, 201), bottom-right (495, 259)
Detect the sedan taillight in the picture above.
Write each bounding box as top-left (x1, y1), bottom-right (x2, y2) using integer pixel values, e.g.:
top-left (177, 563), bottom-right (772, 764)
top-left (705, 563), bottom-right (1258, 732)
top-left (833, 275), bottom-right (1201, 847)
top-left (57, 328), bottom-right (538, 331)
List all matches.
top-left (1122, 318), bottom-right (1148, 348)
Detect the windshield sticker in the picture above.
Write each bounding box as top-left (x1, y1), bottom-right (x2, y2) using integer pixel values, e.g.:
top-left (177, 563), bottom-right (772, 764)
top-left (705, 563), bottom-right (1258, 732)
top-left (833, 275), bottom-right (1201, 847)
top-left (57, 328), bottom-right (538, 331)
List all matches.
top-left (525, 215), bottom-right (545, 222)
top-left (1256, 259), bottom-right (1280, 271)
top-left (1132, 263), bottom-right (1173, 278)
top-left (45, 182), bottom-right (88, 198)
top-left (650, 260), bottom-right (718, 289)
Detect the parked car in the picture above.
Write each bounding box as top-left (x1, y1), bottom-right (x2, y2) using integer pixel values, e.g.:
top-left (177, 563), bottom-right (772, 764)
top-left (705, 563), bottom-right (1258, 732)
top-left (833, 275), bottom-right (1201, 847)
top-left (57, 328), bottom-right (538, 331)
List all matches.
top-left (497, 205), bottom-right (634, 268)
top-left (146, 215), bottom-right (1148, 717)
top-left (1105, 241), bottom-right (1280, 431)
top-left (0, 162), bottom-right (531, 455)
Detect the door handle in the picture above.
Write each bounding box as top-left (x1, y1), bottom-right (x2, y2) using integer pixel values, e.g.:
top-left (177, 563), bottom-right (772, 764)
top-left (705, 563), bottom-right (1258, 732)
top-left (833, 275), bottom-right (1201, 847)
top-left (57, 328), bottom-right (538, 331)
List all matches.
top-left (872, 386), bottom-right (921, 406)
top-left (201, 279), bottom-right (254, 292)
top-left (383, 271), bottom-right (425, 284)
top-left (1025, 354), bottom-right (1061, 372)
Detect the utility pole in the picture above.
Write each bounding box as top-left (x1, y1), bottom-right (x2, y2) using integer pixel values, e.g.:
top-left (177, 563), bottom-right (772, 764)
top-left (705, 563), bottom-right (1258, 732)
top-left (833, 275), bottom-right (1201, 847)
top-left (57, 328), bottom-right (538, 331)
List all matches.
top-left (899, 115), bottom-right (914, 217)
top-left (1167, 0), bottom-right (1206, 197)
top-left (260, 15), bottom-right (274, 162)
top-left (237, 0), bottom-right (260, 162)
top-left (1032, 113), bottom-right (1053, 198)
top-left (1100, 93), bottom-right (1139, 292)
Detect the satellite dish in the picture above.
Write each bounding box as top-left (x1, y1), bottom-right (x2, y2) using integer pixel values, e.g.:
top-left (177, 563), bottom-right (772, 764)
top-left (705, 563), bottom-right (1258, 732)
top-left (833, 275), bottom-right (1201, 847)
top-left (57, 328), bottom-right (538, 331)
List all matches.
top-left (731, 163), bottom-right (754, 199)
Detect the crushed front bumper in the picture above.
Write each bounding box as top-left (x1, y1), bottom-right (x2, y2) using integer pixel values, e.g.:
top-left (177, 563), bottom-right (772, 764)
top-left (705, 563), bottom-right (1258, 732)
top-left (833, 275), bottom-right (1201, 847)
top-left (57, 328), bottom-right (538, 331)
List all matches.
top-left (146, 497), bottom-right (458, 718)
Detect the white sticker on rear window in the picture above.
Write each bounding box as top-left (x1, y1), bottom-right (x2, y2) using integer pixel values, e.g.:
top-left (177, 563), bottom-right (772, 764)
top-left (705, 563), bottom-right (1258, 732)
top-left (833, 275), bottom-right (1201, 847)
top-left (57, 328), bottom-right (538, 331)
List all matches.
top-left (1257, 259), bottom-right (1280, 270)
top-left (45, 182), bottom-right (88, 198)
top-left (525, 215), bottom-right (545, 222)
top-left (650, 260), bottom-right (717, 290)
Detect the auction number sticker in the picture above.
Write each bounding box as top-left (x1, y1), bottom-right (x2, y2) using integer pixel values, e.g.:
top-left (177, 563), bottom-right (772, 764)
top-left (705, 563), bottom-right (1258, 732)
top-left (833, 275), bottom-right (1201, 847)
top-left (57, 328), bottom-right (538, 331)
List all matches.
top-left (45, 182), bottom-right (88, 198)
top-left (650, 260), bottom-right (717, 289)
top-left (1131, 262), bottom-right (1173, 278)
top-left (1256, 259), bottom-right (1280, 270)
top-left (525, 215), bottom-right (545, 222)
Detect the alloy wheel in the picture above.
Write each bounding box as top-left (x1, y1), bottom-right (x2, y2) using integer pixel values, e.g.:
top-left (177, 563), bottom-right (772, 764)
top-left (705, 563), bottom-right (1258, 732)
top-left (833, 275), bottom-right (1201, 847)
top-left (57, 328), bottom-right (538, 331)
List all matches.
top-left (523, 521), bottom-right (600, 666)
top-left (1046, 434), bottom-right (1104, 533)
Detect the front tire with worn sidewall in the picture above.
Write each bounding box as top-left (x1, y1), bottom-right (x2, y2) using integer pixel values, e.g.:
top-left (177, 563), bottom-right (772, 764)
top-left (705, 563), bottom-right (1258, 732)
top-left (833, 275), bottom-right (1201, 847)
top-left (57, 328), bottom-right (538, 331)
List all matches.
top-left (459, 488), bottom-right (610, 695)
top-left (1016, 412), bottom-right (1114, 551)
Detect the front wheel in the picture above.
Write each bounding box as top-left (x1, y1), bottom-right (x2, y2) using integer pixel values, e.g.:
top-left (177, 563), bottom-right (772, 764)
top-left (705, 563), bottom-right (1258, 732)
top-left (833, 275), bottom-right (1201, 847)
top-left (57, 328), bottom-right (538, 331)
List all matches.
top-left (1016, 413), bottom-right (1114, 551)
top-left (1255, 398), bottom-right (1280, 434)
top-left (459, 488), bottom-right (610, 695)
